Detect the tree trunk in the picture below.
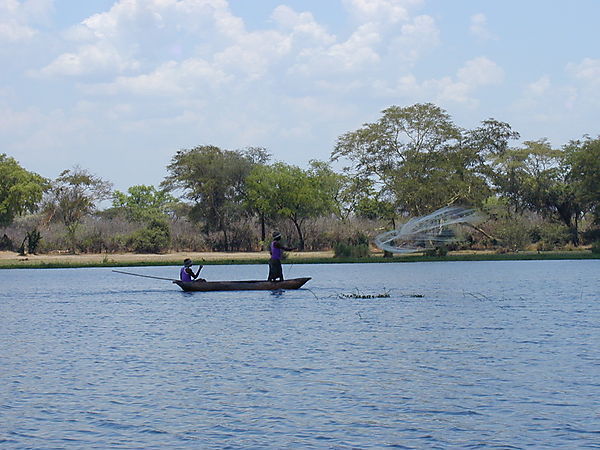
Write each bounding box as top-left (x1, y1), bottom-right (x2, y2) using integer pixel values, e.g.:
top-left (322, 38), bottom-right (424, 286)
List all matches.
top-left (291, 218), bottom-right (305, 251)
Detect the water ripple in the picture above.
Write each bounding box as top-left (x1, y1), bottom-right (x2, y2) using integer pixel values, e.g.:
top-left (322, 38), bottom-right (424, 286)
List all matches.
top-left (1, 261), bottom-right (599, 448)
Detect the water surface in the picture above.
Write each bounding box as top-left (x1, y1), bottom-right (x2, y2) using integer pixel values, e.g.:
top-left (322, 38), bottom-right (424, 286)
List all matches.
top-left (1, 260), bottom-right (599, 448)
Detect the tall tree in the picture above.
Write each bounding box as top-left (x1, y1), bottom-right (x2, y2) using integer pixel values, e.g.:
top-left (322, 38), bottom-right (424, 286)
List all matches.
top-left (245, 161), bottom-right (337, 250)
top-left (162, 145), bottom-right (257, 250)
top-left (113, 185), bottom-right (178, 223)
top-left (0, 154), bottom-right (48, 227)
top-left (331, 103), bottom-right (491, 217)
top-left (563, 136), bottom-right (600, 223)
top-left (494, 139), bottom-right (584, 243)
top-left (44, 167), bottom-right (112, 252)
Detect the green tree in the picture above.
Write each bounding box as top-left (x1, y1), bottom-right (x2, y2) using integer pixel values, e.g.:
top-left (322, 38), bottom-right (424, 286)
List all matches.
top-left (332, 103), bottom-right (491, 217)
top-left (162, 145), bottom-right (257, 250)
top-left (563, 136), bottom-right (600, 223)
top-left (113, 184), bottom-right (178, 223)
top-left (494, 139), bottom-right (584, 243)
top-left (245, 161), bottom-right (337, 250)
top-left (0, 154), bottom-right (48, 227)
top-left (127, 217), bottom-right (171, 253)
top-left (44, 167), bottom-right (113, 252)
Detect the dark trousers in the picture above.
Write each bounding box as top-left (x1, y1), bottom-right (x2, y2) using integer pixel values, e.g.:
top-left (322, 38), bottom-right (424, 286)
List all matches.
top-left (268, 258), bottom-right (283, 281)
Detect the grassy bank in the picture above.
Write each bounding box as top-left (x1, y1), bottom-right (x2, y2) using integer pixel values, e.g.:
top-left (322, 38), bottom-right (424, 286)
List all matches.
top-left (1, 249), bottom-right (598, 269)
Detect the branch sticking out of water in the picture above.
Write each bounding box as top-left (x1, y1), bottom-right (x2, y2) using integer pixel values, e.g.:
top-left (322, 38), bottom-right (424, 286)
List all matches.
top-left (339, 289), bottom-right (391, 299)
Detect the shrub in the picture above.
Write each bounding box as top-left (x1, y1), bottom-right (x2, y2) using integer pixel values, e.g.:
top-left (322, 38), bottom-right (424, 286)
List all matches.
top-left (591, 241), bottom-right (600, 254)
top-left (424, 245), bottom-right (448, 257)
top-left (495, 219), bottom-right (530, 251)
top-left (0, 233), bottom-right (13, 251)
top-left (127, 219), bottom-right (171, 253)
top-left (333, 232), bottom-right (370, 258)
top-left (531, 222), bottom-right (570, 250)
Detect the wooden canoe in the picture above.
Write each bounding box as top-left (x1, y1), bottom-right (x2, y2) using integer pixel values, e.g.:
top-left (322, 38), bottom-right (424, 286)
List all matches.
top-left (173, 277), bottom-right (311, 292)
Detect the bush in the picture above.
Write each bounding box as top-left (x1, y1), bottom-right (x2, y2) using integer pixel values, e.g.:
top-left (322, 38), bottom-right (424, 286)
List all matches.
top-left (0, 234), bottom-right (13, 251)
top-left (424, 245), bottom-right (448, 257)
top-left (495, 219), bottom-right (530, 251)
top-left (127, 219), bottom-right (171, 253)
top-left (77, 231), bottom-right (105, 253)
top-left (530, 222), bottom-right (570, 250)
top-left (333, 232), bottom-right (370, 258)
top-left (591, 241), bottom-right (600, 254)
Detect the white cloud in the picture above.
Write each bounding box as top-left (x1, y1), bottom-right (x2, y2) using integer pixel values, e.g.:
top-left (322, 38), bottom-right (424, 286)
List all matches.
top-left (382, 57), bottom-right (504, 107)
top-left (36, 0), bottom-right (239, 79)
top-left (457, 56), bottom-right (504, 86)
top-left (527, 76), bottom-right (551, 96)
top-left (388, 14), bottom-right (439, 65)
top-left (271, 5), bottom-right (335, 46)
top-left (566, 58), bottom-right (600, 84)
top-left (0, 0), bottom-right (53, 41)
top-left (85, 58), bottom-right (231, 96)
top-left (342, 0), bottom-right (423, 24)
top-left (37, 43), bottom-right (140, 77)
top-left (469, 13), bottom-right (496, 41)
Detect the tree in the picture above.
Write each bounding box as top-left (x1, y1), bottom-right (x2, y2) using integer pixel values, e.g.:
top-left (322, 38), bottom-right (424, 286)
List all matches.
top-left (0, 154), bottom-right (48, 227)
top-left (245, 161), bottom-right (337, 250)
top-left (563, 136), bottom-right (600, 223)
top-left (162, 145), bottom-right (257, 250)
top-left (331, 103), bottom-right (490, 217)
top-left (44, 167), bottom-right (112, 252)
top-left (493, 139), bottom-right (584, 243)
top-left (113, 184), bottom-right (178, 223)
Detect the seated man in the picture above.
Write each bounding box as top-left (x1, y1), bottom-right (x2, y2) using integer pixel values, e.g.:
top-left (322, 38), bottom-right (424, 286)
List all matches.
top-left (180, 258), bottom-right (206, 282)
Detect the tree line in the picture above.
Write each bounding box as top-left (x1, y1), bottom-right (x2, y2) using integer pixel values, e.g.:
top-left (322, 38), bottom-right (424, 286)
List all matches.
top-left (1, 103), bottom-right (599, 255)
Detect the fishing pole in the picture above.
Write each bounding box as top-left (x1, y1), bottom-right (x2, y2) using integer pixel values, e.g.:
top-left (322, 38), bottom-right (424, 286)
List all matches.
top-left (112, 270), bottom-right (176, 281)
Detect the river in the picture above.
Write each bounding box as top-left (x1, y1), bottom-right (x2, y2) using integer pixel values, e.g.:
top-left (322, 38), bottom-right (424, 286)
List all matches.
top-left (1, 260), bottom-right (599, 448)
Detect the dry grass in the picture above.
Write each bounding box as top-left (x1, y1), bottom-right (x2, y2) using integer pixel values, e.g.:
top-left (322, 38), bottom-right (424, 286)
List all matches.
top-left (0, 250), bottom-right (335, 267)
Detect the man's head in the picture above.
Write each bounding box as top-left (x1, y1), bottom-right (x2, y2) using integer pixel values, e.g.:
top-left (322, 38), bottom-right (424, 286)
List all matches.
top-left (272, 231), bottom-right (281, 240)
top-left (184, 258), bottom-right (192, 267)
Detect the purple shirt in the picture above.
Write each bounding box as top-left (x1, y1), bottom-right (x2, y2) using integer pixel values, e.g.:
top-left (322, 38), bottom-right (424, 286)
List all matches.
top-left (270, 241), bottom-right (282, 260)
top-left (180, 267), bottom-right (192, 282)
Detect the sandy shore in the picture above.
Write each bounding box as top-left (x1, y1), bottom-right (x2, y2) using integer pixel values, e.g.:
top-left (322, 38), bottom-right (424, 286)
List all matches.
top-left (0, 250), bottom-right (336, 267)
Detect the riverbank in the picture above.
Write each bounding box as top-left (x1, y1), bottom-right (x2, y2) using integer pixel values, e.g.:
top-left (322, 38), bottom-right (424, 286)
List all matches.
top-left (1, 249), bottom-right (598, 269)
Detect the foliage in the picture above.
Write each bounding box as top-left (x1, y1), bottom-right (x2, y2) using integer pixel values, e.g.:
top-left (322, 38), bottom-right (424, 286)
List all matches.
top-left (333, 232), bottom-right (370, 258)
top-left (127, 218), bottom-right (171, 253)
top-left (20, 229), bottom-right (42, 254)
top-left (530, 222), bottom-right (570, 250)
top-left (0, 233), bottom-right (13, 251)
top-left (331, 103), bottom-right (499, 219)
top-left (424, 245), bottom-right (448, 257)
top-left (0, 154), bottom-right (48, 227)
top-left (112, 185), bottom-right (178, 223)
top-left (246, 160), bottom-right (338, 250)
top-left (591, 241), bottom-right (600, 254)
top-left (495, 217), bottom-right (531, 251)
top-left (493, 139), bottom-right (584, 243)
top-left (43, 167), bottom-right (112, 252)
top-left (563, 136), bottom-right (600, 222)
top-left (162, 145), bottom-right (260, 250)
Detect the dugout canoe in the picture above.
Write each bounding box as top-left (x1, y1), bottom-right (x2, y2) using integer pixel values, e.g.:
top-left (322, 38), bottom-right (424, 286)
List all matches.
top-left (173, 277), bottom-right (311, 292)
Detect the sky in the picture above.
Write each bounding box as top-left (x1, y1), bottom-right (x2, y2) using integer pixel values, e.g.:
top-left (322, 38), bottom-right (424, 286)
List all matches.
top-left (2, 0), bottom-right (599, 191)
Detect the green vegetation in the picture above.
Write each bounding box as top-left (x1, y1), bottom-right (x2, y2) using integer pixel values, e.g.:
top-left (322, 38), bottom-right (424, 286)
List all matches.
top-left (1, 103), bottom-right (599, 261)
top-left (0, 154), bottom-right (48, 227)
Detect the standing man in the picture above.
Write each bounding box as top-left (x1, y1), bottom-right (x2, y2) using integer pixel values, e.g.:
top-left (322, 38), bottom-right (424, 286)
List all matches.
top-left (180, 258), bottom-right (205, 282)
top-left (268, 231), bottom-right (296, 281)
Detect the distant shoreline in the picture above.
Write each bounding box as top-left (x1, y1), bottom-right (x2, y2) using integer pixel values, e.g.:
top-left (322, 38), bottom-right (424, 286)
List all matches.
top-left (1, 249), bottom-right (598, 269)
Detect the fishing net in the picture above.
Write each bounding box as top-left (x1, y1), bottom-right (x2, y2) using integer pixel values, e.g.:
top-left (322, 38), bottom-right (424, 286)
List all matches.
top-left (373, 206), bottom-right (484, 253)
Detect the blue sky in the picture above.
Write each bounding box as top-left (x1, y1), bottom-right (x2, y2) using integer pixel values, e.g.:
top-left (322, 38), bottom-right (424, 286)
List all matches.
top-left (2, 0), bottom-right (599, 191)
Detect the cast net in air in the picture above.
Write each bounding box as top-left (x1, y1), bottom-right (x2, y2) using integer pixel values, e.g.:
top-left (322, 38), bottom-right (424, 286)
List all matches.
top-left (373, 206), bottom-right (484, 254)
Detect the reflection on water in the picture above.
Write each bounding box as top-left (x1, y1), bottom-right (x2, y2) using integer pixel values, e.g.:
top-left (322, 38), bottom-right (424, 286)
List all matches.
top-left (1, 260), bottom-right (599, 448)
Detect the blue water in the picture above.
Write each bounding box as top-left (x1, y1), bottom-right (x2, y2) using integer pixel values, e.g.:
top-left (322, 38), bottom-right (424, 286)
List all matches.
top-left (1, 260), bottom-right (599, 448)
